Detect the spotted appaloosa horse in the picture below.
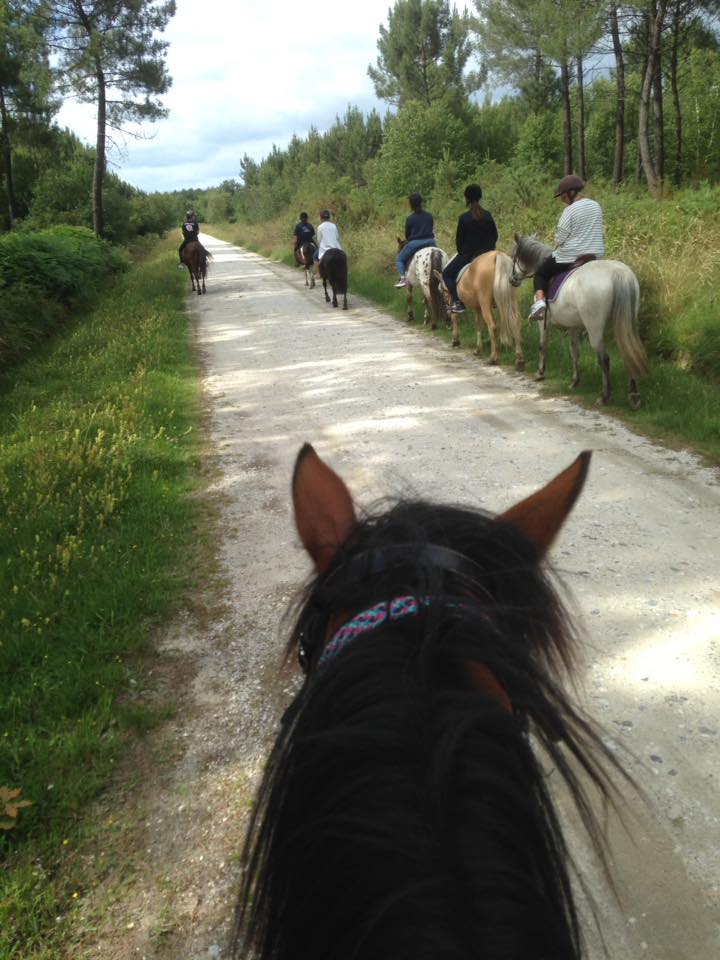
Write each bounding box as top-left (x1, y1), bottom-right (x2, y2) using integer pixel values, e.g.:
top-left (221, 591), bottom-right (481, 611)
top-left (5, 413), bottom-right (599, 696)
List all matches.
top-left (181, 240), bottom-right (211, 295)
top-left (396, 238), bottom-right (450, 331)
top-left (233, 444), bottom-right (631, 960)
top-left (435, 251), bottom-right (524, 370)
top-left (299, 242), bottom-right (316, 289)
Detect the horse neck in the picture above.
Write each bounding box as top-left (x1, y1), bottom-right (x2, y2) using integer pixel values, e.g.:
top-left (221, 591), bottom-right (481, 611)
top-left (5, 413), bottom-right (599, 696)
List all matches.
top-left (520, 236), bottom-right (552, 271)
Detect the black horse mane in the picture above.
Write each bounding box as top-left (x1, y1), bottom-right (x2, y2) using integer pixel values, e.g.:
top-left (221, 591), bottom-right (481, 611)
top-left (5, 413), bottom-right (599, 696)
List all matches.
top-left (235, 498), bottom-right (626, 960)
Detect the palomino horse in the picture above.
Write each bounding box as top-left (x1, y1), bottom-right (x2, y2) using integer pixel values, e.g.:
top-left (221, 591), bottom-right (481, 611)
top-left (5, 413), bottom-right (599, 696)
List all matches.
top-left (435, 251), bottom-right (525, 370)
top-left (234, 444), bottom-right (630, 960)
top-left (319, 248), bottom-right (348, 309)
top-left (511, 234), bottom-right (648, 408)
top-left (181, 240), bottom-right (211, 295)
top-left (299, 241), bottom-right (316, 289)
top-left (395, 238), bottom-right (449, 330)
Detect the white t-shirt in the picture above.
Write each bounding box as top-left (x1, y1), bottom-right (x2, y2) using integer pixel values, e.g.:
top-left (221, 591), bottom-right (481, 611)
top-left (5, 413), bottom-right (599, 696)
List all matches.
top-left (317, 221), bottom-right (343, 259)
top-left (554, 198), bottom-right (605, 263)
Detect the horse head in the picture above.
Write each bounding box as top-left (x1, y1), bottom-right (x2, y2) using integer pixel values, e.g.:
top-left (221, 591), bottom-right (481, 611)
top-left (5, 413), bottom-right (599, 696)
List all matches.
top-left (236, 444), bottom-right (630, 960)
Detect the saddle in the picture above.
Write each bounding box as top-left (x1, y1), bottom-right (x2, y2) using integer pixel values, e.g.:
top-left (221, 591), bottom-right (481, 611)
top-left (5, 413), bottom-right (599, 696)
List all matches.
top-left (547, 254), bottom-right (597, 302)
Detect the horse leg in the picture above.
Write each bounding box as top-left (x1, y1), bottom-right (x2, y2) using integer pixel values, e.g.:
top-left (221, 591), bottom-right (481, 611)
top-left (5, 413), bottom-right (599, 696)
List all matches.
top-left (424, 296), bottom-right (436, 329)
top-left (342, 291), bottom-right (347, 310)
top-left (332, 284), bottom-right (338, 308)
top-left (473, 310), bottom-right (485, 358)
top-left (569, 330), bottom-right (581, 388)
top-left (511, 295), bottom-right (525, 371)
top-left (628, 377), bottom-right (642, 410)
top-left (597, 349), bottom-right (611, 403)
top-left (480, 302), bottom-right (498, 363)
top-left (323, 277), bottom-right (330, 303)
top-left (535, 318), bottom-right (548, 381)
top-left (450, 311), bottom-right (460, 347)
top-left (406, 284), bottom-right (414, 322)
top-left (187, 265), bottom-right (196, 292)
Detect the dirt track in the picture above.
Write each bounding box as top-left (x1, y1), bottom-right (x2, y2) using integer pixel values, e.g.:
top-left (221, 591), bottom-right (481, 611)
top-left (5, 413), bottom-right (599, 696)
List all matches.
top-left (76, 235), bottom-right (720, 959)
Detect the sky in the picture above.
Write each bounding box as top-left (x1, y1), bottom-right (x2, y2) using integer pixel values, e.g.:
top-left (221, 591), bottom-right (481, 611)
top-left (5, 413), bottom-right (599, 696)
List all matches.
top-left (56, 0), bottom-right (399, 194)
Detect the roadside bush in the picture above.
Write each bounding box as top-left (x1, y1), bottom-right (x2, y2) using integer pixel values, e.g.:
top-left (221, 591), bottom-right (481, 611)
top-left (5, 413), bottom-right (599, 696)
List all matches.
top-left (0, 226), bottom-right (127, 364)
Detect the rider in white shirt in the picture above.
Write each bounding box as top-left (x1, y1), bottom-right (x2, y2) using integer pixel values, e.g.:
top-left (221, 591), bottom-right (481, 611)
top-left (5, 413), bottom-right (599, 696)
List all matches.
top-left (315, 210), bottom-right (343, 274)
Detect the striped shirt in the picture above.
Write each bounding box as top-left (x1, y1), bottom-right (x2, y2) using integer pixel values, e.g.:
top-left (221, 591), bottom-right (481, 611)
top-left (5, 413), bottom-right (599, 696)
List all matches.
top-left (554, 198), bottom-right (605, 263)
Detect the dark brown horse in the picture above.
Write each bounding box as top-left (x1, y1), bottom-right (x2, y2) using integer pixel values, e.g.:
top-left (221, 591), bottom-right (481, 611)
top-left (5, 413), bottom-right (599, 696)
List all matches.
top-left (181, 240), bottom-right (211, 295)
top-left (319, 248), bottom-right (348, 309)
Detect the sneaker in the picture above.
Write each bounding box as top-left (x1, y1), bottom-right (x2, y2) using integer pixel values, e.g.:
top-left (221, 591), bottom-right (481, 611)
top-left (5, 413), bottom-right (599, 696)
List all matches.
top-left (394, 277), bottom-right (407, 288)
top-left (177, 262), bottom-right (185, 269)
top-left (450, 301), bottom-right (465, 314)
top-left (529, 299), bottom-right (546, 318)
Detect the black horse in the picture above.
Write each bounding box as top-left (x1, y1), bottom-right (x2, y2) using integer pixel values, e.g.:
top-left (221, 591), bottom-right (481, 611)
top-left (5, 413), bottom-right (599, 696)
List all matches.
top-left (319, 248), bottom-right (348, 309)
top-left (234, 445), bottom-right (632, 960)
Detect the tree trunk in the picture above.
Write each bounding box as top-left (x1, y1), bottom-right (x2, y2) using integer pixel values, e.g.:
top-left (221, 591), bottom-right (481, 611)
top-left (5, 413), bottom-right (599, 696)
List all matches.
top-left (610, 1), bottom-right (626, 184)
top-left (93, 62), bottom-right (106, 237)
top-left (651, 2), bottom-right (666, 187)
top-left (560, 59), bottom-right (573, 175)
top-left (577, 55), bottom-right (587, 180)
top-left (670, 0), bottom-right (683, 181)
top-left (638, 0), bottom-right (668, 196)
top-left (0, 84), bottom-right (17, 227)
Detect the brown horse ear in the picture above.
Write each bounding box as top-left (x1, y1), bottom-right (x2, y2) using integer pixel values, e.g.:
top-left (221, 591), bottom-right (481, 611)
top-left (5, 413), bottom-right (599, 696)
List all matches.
top-left (292, 443), bottom-right (357, 574)
top-left (496, 452), bottom-right (591, 556)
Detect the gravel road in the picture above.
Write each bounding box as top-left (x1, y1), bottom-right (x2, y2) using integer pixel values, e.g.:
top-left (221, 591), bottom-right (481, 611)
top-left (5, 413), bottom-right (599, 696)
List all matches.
top-left (80, 235), bottom-right (720, 959)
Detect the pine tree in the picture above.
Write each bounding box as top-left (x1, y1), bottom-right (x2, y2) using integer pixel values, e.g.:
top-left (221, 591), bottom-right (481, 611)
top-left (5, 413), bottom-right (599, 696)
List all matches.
top-left (49, 0), bottom-right (175, 237)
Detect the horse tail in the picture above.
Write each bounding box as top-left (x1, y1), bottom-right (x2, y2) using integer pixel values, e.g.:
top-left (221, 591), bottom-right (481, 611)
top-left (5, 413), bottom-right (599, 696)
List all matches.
top-left (611, 267), bottom-right (648, 379)
top-left (493, 252), bottom-right (519, 348)
top-left (429, 248), bottom-right (445, 328)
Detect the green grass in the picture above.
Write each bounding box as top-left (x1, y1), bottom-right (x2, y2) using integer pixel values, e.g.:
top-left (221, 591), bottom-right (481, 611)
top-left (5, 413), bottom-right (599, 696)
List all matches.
top-left (207, 219), bottom-right (720, 464)
top-left (0, 239), bottom-right (207, 957)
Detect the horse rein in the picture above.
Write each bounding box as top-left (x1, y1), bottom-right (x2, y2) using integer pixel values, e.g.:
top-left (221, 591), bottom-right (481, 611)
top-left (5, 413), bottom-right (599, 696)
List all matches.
top-left (510, 252), bottom-right (532, 288)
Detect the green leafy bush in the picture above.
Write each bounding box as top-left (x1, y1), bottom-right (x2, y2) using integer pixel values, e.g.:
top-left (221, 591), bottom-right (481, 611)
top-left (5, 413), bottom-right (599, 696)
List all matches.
top-left (0, 226), bottom-right (126, 364)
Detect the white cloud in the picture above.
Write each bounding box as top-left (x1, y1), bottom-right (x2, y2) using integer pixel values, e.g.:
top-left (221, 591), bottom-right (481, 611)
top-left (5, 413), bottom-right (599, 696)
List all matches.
top-left (56, 0), bottom-right (393, 192)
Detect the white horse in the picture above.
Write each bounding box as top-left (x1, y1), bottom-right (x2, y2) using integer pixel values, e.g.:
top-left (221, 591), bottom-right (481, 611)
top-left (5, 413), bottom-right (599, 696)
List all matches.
top-left (397, 240), bottom-right (450, 331)
top-left (434, 251), bottom-right (524, 370)
top-left (511, 234), bottom-right (648, 408)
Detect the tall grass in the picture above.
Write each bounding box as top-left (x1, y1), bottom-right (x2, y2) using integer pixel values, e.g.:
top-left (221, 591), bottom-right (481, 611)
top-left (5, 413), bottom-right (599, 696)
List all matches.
top-left (205, 180), bottom-right (720, 462)
top-left (0, 240), bottom-right (206, 957)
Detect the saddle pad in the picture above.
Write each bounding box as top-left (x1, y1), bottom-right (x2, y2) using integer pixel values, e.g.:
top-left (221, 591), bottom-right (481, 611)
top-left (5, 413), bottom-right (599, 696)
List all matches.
top-left (548, 255), bottom-right (597, 302)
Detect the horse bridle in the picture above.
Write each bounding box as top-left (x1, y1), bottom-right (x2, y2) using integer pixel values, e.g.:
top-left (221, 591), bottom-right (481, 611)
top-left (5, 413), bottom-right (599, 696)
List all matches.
top-left (510, 252), bottom-right (533, 288)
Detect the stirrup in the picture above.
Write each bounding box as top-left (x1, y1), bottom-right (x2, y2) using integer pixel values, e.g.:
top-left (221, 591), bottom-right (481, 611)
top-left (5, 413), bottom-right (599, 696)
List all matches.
top-left (529, 299), bottom-right (546, 317)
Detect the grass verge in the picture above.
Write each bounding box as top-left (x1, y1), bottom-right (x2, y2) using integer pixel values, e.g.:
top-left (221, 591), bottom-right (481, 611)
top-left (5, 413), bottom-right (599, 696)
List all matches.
top-left (206, 222), bottom-right (720, 464)
top-left (0, 238), bottom-right (208, 958)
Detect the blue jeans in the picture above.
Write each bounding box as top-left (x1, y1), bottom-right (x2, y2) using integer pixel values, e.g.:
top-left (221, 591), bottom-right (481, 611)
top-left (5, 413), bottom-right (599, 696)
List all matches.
top-left (396, 238), bottom-right (436, 276)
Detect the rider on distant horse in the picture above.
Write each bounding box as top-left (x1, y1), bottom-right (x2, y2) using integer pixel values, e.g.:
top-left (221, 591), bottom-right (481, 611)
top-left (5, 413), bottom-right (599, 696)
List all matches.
top-left (528, 175), bottom-right (605, 318)
top-left (442, 184), bottom-right (498, 314)
top-left (394, 192), bottom-right (436, 288)
top-left (179, 209), bottom-right (200, 266)
top-left (293, 212), bottom-right (316, 265)
top-left (314, 209), bottom-right (343, 275)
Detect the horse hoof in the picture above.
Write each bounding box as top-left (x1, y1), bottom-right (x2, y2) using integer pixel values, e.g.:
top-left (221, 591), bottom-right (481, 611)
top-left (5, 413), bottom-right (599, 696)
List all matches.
top-left (452, 339), bottom-right (460, 348)
top-left (431, 323), bottom-right (437, 331)
top-left (570, 380), bottom-right (579, 390)
top-left (516, 361), bottom-right (525, 372)
top-left (629, 393), bottom-right (642, 411)
top-left (534, 374), bottom-right (545, 382)
top-left (488, 358), bottom-right (498, 366)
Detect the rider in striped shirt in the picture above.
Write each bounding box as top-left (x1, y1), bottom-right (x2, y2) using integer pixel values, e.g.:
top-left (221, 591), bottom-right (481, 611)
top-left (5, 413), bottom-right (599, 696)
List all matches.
top-left (529, 176), bottom-right (605, 318)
